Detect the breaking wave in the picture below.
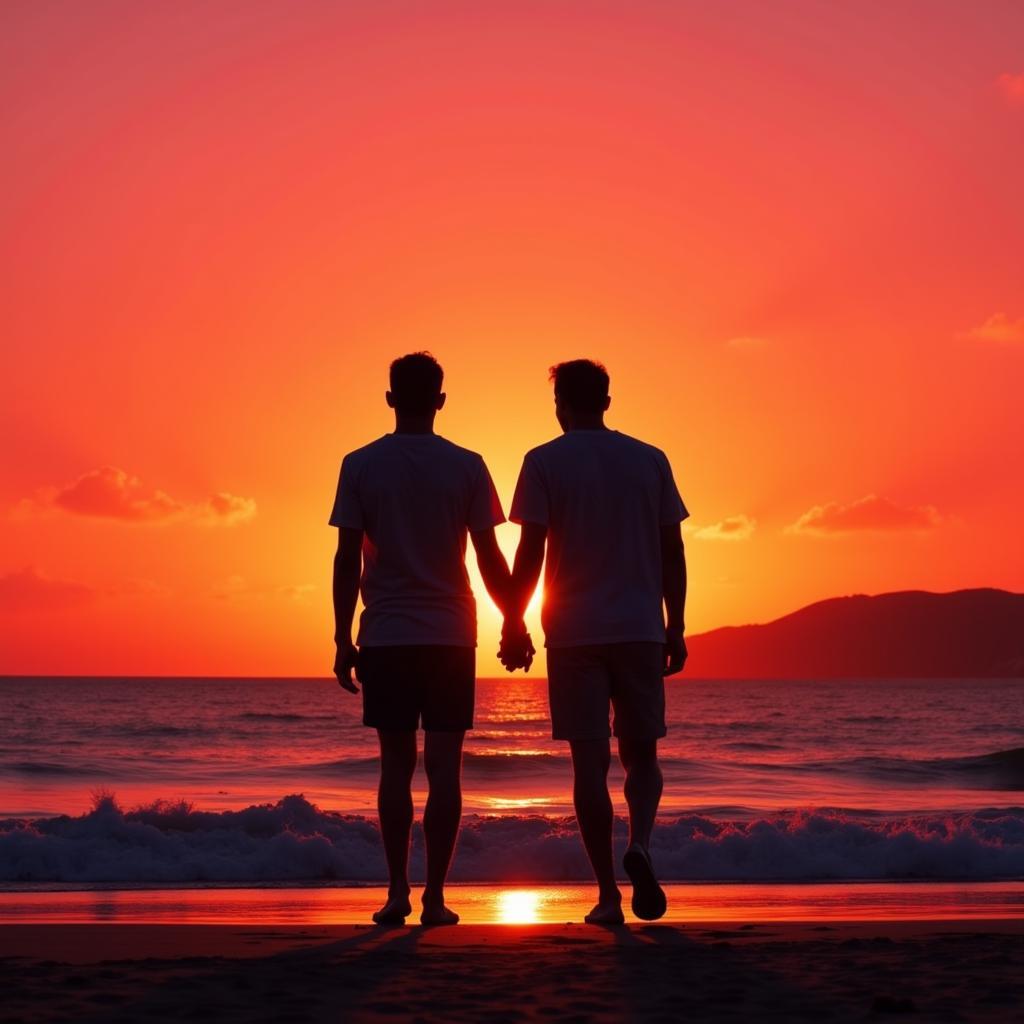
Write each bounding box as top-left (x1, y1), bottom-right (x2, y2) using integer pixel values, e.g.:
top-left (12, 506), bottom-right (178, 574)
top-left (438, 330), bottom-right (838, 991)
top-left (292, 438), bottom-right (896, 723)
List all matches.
top-left (2, 794), bottom-right (1023, 884)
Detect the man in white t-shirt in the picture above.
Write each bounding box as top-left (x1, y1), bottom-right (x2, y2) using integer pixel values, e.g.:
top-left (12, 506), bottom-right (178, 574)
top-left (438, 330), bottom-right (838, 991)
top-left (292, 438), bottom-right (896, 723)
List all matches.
top-left (331, 352), bottom-right (521, 926)
top-left (502, 359), bottom-right (689, 924)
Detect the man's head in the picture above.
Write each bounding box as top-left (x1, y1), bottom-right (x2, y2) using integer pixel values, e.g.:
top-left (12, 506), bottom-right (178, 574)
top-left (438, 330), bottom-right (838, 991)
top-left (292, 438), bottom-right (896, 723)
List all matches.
top-left (549, 359), bottom-right (610, 429)
top-left (387, 352), bottom-right (446, 416)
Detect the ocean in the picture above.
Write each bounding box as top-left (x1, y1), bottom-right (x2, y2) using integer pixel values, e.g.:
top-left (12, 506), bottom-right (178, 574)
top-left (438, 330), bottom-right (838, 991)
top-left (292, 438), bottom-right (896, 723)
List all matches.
top-left (1, 676), bottom-right (1022, 886)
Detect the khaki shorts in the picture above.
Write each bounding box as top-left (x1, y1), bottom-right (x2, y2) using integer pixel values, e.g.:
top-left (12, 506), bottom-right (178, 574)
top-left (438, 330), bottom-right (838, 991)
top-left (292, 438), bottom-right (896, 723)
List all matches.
top-left (546, 642), bottom-right (666, 741)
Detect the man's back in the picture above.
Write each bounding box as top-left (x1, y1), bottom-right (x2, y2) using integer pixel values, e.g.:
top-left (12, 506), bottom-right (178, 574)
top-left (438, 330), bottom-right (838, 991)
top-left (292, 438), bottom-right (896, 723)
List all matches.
top-left (330, 433), bottom-right (504, 647)
top-left (511, 429), bottom-right (687, 647)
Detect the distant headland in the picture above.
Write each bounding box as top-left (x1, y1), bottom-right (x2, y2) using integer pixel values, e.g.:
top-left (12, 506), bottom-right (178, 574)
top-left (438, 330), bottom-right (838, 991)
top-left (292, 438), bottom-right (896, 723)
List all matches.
top-left (686, 589), bottom-right (1024, 678)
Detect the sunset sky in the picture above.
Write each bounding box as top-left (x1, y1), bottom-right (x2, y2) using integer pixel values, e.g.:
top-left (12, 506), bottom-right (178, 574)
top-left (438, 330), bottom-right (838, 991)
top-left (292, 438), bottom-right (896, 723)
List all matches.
top-left (2, 1), bottom-right (1022, 676)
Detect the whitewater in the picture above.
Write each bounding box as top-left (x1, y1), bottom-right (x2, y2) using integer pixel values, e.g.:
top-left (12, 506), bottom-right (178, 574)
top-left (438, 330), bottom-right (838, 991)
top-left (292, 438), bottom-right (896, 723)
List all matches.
top-left (1, 676), bottom-right (1022, 884)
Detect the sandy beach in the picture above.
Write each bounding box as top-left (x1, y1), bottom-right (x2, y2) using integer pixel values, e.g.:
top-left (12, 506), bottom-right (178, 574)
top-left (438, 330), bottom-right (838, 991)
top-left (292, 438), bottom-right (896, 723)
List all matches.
top-left (2, 920), bottom-right (1023, 1022)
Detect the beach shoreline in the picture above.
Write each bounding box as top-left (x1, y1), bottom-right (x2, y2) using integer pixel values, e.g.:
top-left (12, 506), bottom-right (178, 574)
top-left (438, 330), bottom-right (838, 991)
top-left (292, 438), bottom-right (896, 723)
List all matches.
top-left (4, 880), bottom-right (1024, 925)
top-left (3, 921), bottom-right (1023, 1022)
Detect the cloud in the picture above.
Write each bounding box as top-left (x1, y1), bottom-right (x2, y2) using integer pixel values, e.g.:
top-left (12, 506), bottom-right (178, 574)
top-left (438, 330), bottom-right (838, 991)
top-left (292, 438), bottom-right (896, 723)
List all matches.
top-left (107, 578), bottom-right (171, 599)
top-left (960, 312), bottom-right (1024, 344)
top-left (23, 467), bottom-right (256, 526)
top-left (199, 492), bottom-right (257, 526)
top-left (52, 467), bottom-right (183, 522)
top-left (725, 336), bottom-right (769, 350)
top-left (694, 514), bottom-right (756, 541)
top-left (213, 575), bottom-right (250, 600)
top-left (997, 72), bottom-right (1024, 105)
top-left (0, 567), bottom-right (95, 611)
top-left (787, 495), bottom-right (941, 535)
top-left (212, 577), bottom-right (315, 602)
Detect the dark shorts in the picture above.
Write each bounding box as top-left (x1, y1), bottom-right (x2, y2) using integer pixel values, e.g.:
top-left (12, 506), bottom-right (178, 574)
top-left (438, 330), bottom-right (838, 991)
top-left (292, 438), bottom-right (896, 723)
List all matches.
top-left (546, 642), bottom-right (666, 741)
top-left (356, 645), bottom-right (475, 732)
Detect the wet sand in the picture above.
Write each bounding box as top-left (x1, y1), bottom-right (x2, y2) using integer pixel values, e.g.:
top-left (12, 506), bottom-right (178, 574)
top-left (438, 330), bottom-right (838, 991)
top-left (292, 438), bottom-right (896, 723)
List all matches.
top-left (2, 921), bottom-right (1023, 1022)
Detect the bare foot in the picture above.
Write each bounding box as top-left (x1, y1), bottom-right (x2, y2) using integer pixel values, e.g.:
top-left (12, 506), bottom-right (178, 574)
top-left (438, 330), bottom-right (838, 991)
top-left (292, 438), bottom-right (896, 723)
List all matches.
top-left (420, 903), bottom-right (460, 926)
top-left (372, 893), bottom-right (412, 925)
top-left (584, 897), bottom-right (625, 925)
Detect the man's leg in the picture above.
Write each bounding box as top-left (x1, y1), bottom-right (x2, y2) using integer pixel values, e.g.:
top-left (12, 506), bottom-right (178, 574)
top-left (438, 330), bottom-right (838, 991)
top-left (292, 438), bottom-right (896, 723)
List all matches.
top-left (612, 643), bottom-right (668, 921)
top-left (374, 729), bottom-right (417, 924)
top-left (569, 738), bottom-right (624, 924)
top-left (618, 738), bottom-right (662, 850)
top-left (420, 729), bottom-right (465, 925)
top-left (618, 737), bottom-right (667, 921)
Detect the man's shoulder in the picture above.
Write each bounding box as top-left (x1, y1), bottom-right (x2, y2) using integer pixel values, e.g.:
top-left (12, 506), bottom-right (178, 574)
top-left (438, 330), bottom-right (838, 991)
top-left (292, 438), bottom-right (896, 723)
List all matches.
top-left (344, 434), bottom-right (486, 469)
top-left (612, 431), bottom-right (669, 460)
top-left (341, 436), bottom-right (390, 467)
top-left (428, 437), bottom-right (491, 481)
top-left (526, 431), bottom-right (667, 460)
top-left (434, 436), bottom-right (485, 463)
top-left (606, 430), bottom-right (671, 466)
top-left (523, 435), bottom-right (568, 462)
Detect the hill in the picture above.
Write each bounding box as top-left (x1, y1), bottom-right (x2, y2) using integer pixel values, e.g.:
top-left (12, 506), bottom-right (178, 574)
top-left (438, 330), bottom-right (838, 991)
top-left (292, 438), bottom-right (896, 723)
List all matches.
top-left (685, 588), bottom-right (1024, 678)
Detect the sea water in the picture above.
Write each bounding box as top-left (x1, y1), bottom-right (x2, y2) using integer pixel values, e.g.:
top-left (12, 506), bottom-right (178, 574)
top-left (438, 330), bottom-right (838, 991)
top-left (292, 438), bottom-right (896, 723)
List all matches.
top-left (1, 676), bottom-right (1022, 884)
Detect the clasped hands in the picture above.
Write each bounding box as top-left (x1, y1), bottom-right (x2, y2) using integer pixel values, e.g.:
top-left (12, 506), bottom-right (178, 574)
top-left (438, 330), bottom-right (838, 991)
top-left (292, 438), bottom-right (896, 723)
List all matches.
top-left (498, 618), bottom-right (536, 673)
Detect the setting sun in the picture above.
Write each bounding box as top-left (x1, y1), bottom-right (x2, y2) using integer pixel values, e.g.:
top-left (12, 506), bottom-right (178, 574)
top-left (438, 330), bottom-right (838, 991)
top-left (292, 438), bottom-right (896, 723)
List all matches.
top-left (496, 890), bottom-right (543, 925)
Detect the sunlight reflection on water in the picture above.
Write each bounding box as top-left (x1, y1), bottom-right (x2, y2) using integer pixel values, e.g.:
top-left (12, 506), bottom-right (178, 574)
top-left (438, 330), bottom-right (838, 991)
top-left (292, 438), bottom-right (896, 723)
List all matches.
top-left (496, 889), bottom-right (543, 923)
top-left (480, 796), bottom-right (556, 809)
top-left (4, 883), bottom-right (1024, 925)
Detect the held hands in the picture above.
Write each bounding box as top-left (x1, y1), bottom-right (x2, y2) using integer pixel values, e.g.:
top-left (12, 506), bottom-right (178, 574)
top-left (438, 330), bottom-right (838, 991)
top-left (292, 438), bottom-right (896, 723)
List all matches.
top-left (664, 627), bottom-right (687, 677)
top-left (499, 618), bottom-right (536, 673)
top-left (334, 639), bottom-right (360, 693)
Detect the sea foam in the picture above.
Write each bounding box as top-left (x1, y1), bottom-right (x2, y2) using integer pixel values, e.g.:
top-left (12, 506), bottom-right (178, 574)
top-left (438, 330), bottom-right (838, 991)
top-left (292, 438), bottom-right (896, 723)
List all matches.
top-left (2, 795), bottom-right (1023, 884)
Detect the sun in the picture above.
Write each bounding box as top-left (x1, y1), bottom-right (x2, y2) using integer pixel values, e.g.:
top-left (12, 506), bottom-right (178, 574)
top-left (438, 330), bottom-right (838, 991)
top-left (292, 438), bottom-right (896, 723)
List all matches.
top-left (496, 889), bottom-right (543, 924)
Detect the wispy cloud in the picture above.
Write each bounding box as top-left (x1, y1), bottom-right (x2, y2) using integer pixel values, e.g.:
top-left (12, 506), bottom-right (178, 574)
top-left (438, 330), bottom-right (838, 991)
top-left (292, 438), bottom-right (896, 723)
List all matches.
top-left (212, 575), bottom-right (250, 600)
top-left (787, 495), bottom-right (941, 535)
top-left (110, 578), bottom-right (171, 599)
top-left (200, 492), bottom-right (258, 526)
top-left (694, 514), bottom-right (756, 541)
top-left (0, 567), bottom-right (95, 611)
top-left (212, 577), bottom-right (315, 602)
top-left (997, 72), bottom-right (1024, 105)
top-left (0, 567), bottom-right (170, 610)
top-left (21, 467), bottom-right (256, 526)
top-left (960, 312), bottom-right (1024, 344)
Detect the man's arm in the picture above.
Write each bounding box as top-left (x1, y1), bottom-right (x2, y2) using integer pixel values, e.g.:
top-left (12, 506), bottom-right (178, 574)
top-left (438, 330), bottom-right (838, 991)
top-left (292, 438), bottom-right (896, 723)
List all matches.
top-left (509, 522), bottom-right (546, 622)
top-left (661, 522), bottom-right (688, 676)
top-left (471, 525), bottom-right (537, 672)
top-left (333, 526), bottom-right (363, 693)
top-left (497, 522), bottom-right (546, 671)
top-left (470, 528), bottom-right (512, 613)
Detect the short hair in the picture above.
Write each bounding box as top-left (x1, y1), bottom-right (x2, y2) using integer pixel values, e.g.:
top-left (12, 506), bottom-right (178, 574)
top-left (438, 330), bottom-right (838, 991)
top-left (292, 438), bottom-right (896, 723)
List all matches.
top-left (549, 359), bottom-right (609, 413)
top-left (389, 352), bottom-right (444, 414)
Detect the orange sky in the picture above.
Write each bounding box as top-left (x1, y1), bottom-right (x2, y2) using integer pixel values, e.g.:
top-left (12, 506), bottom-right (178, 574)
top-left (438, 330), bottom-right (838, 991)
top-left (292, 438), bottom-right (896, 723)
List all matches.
top-left (2, 1), bottom-right (1023, 676)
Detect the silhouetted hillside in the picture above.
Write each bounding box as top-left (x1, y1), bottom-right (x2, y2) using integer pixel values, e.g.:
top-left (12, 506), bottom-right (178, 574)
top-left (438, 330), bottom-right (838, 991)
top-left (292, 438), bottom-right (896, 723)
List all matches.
top-left (686, 589), bottom-right (1024, 678)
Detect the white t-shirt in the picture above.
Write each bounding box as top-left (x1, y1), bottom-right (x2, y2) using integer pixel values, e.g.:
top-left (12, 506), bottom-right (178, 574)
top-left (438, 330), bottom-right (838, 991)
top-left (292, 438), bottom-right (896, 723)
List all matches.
top-left (510, 430), bottom-right (688, 648)
top-left (329, 433), bottom-right (505, 647)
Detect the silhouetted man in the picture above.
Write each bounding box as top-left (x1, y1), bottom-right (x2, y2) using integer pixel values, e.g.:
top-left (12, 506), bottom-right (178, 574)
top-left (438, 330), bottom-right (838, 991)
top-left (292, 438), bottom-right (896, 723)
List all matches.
top-left (331, 352), bottom-right (514, 925)
top-left (502, 359), bottom-right (688, 923)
